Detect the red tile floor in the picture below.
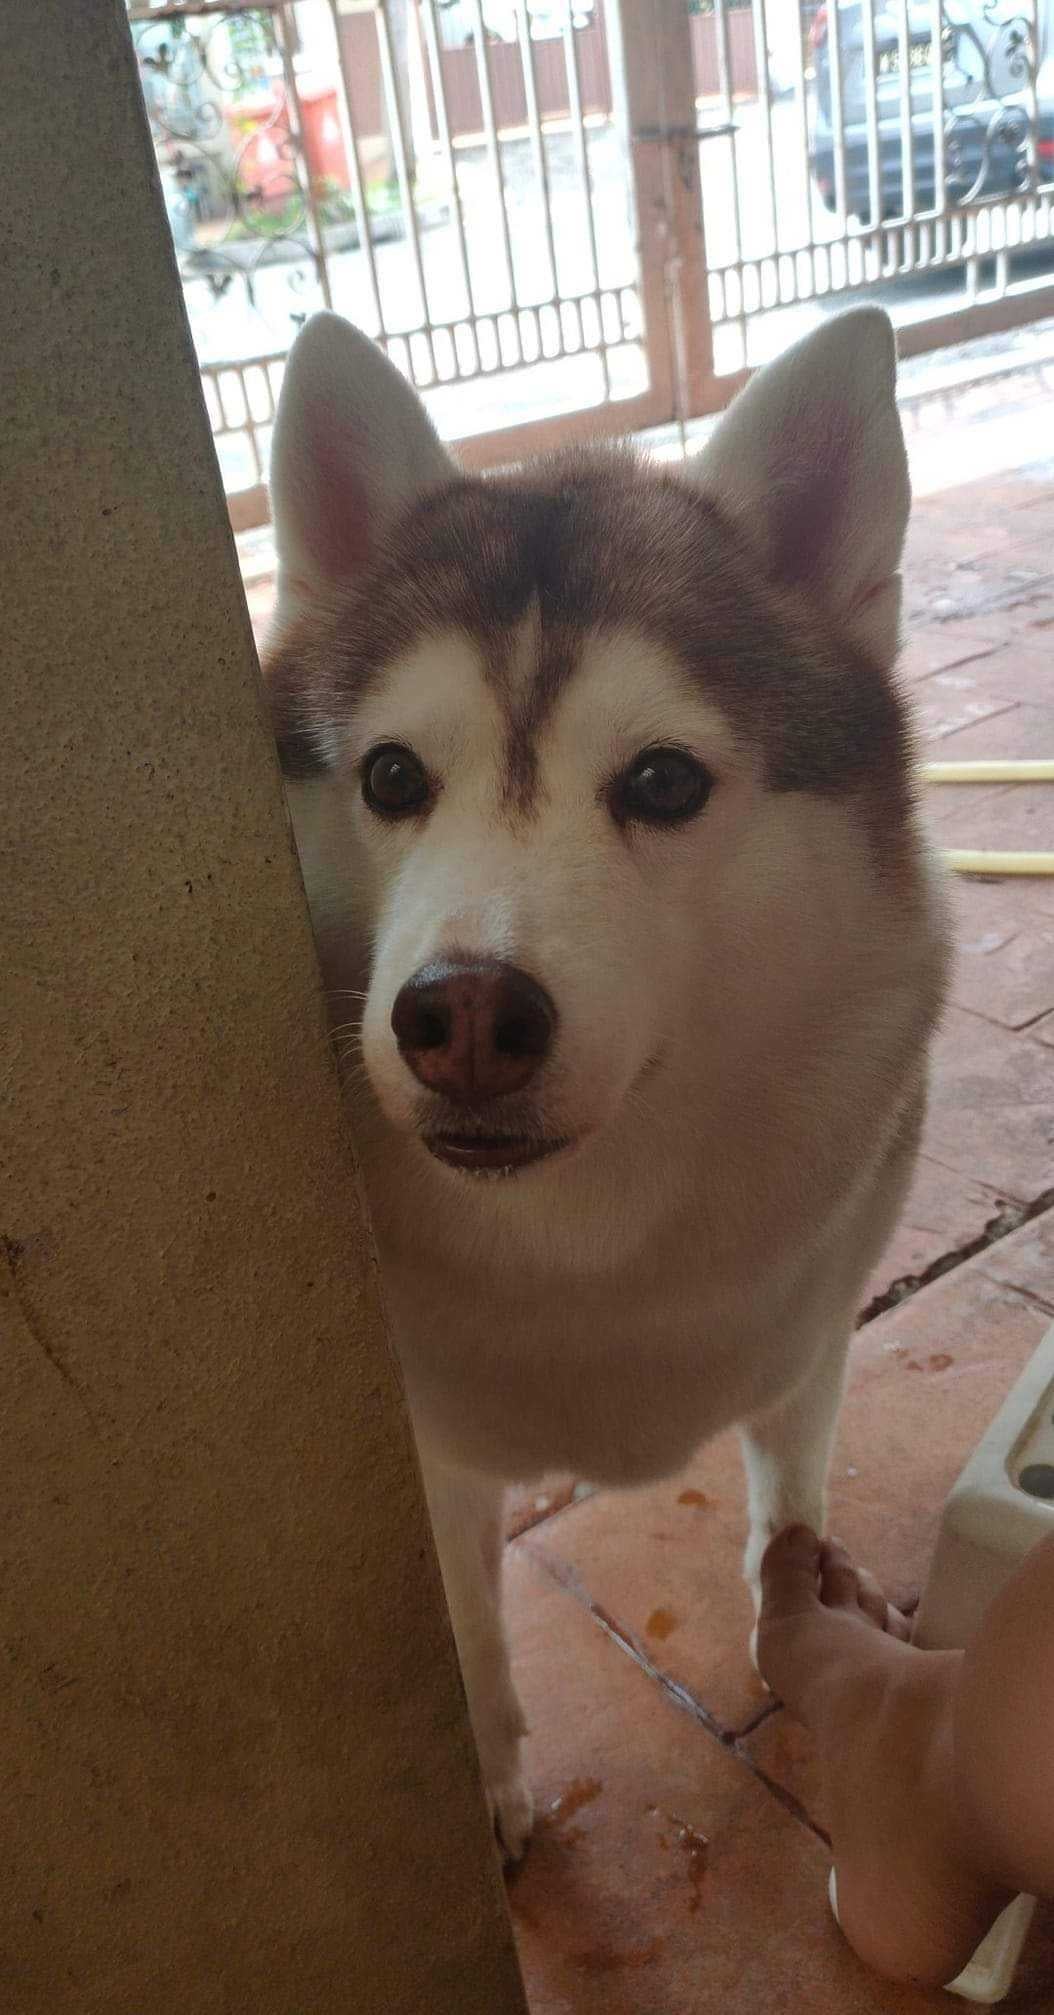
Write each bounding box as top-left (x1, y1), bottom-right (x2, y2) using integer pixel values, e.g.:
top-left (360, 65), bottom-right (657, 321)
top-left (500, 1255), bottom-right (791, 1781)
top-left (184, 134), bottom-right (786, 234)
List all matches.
top-left (243, 389), bottom-right (1054, 2012)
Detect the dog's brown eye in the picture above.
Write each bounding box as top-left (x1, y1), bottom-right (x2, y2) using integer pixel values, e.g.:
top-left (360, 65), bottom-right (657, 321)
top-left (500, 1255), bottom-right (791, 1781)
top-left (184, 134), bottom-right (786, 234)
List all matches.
top-left (613, 747), bottom-right (713, 827)
top-left (362, 743), bottom-right (430, 818)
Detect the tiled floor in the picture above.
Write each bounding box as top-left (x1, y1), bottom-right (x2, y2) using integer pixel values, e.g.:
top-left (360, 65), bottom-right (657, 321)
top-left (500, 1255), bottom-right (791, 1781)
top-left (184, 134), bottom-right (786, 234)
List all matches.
top-left (241, 379), bottom-right (1054, 2011)
top-left (505, 458), bottom-right (1054, 2015)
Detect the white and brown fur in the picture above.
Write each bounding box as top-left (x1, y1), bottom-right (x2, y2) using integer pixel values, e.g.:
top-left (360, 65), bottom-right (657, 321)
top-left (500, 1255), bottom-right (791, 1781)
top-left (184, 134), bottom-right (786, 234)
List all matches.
top-left (262, 308), bottom-right (949, 1856)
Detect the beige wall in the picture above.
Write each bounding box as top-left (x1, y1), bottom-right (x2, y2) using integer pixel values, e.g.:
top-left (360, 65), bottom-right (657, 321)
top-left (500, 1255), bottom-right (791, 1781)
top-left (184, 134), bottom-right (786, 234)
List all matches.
top-left (0, 4), bottom-right (526, 2010)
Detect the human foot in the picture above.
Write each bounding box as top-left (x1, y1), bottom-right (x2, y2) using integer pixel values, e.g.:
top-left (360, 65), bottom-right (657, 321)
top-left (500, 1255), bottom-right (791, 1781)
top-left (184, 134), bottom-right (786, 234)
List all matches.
top-left (756, 1526), bottom-right (1014, 1987)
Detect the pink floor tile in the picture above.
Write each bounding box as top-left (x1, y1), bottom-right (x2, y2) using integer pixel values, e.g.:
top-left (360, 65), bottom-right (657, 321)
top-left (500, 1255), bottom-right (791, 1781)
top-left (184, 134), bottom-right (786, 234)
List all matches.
top-left (945, 872), bottom-right (1054, 950)
top-left (507, 1552), bottom-right (951, 2015)
top-left (922, 1005), bottom-right (1054, 1199)
top-left (923, 781), bottom-right (1011, 836)
top-left (944, 914), bottom-right (1054, 1031)
top-left (989, 585), bottom-right (1054, 642)
top-left (521, 1428), bottom-right (765, 1732)
top-left (818, 1235), bottom-right (1053, 1603)
top-left (977, 1205), bottom-right (1054, 1309)
top-left (896, 624), bottom-right (999, 682)
top-left (989, 647), bottom-right (1054, 711)
top-left (927, 696), bottom-right (1054, 760)
top-left (1033, 1013), bottom-right (1054, 1050)
top-left (513, 1234), bottom-right (1052, 1744)
top-left (740, 1224), bottom-right (1054, 1899)
top-left (861, 1151), bottom-right (1014, 1311)
top-left (507, 1227), bottom-right (1054, 2013)
top-left (909, 670), bottom-right (1020, 744)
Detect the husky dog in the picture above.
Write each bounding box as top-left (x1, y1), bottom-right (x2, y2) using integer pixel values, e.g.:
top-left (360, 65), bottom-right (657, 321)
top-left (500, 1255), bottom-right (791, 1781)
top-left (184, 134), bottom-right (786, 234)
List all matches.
top-left (262, 308), bottom-right (948, 1858)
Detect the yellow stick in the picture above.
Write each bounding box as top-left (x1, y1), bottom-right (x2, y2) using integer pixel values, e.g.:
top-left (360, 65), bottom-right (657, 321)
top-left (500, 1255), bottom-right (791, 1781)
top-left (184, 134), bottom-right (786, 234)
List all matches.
top-left (943, 851), bottom-right (1054, 876)
top-left (921, 761), bottom-right (1054, 785)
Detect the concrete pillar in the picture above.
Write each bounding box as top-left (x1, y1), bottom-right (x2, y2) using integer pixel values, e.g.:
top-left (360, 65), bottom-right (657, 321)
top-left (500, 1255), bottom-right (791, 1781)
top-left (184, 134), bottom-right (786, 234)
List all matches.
top-left (0, 5), bottom-right (527, 2011)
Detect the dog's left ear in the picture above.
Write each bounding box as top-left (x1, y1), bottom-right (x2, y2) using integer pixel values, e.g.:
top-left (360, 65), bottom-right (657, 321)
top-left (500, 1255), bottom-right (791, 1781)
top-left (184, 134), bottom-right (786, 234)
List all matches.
top-left (690, 308), bottom-right (909, 668)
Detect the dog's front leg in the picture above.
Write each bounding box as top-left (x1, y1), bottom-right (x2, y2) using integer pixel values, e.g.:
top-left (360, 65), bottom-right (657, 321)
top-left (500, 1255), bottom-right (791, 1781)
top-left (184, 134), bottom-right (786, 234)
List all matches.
top-left (419, 1450), bottom-right (532, 1862)
top-left (738, 1326), bottom-right (851, 1635)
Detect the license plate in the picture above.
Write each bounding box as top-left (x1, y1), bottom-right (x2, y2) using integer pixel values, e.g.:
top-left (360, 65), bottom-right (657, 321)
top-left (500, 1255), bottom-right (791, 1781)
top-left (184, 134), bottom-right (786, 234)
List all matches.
top-left (878, 38), bottom-right (933, 76)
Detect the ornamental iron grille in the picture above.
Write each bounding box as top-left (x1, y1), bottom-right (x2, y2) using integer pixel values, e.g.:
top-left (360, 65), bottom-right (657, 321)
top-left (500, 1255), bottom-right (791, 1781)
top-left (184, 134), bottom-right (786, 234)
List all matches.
top-left (128, 1), bottom-right (1054, 525)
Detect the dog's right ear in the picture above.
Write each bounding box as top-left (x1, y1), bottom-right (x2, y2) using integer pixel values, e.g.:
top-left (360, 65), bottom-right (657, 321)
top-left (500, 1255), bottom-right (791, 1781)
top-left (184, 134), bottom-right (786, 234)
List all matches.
top-left (268, 312), bottom-right (453, 619)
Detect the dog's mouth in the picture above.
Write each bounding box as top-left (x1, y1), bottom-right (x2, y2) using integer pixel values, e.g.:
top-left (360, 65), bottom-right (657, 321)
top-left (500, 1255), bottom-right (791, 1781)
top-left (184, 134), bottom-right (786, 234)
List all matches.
top-left (423, 1131), bottom-right (573, 1177)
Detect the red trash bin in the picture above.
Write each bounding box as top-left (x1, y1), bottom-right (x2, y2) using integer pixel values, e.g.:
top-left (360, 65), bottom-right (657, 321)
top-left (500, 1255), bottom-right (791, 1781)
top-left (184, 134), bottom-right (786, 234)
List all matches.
top-left (298, 86), bottom-right (350, 192)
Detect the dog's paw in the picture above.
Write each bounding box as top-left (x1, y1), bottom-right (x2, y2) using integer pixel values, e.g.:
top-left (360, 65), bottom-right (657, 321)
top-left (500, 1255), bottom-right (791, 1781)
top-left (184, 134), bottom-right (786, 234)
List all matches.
top-left (487, 1766), bottom-right (534, 1865)
top-left (743, 1527), bottom-right (786, 1684)
top-left (743, 1506), bottom-right (823, 1677)
top-left (743, 1525), bottom-right (776, 1607)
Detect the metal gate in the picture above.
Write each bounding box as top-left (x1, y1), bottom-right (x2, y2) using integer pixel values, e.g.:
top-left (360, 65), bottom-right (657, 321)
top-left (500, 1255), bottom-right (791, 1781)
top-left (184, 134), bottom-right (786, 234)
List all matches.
top-left (130, 0), bottom-right (1054, 529)
top-left (682, 0), bottom-right (1054, 408)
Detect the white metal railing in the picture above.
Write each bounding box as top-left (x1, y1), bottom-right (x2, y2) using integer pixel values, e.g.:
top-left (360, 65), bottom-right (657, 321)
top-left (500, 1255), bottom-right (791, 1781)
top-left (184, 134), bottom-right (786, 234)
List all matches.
top-left (199, 352), bottom-right (285, 529)
top-left (695, 0), bottom-right (1054, 386)
top-left (131, 0), bottom-right (1054, 528)
top-left (130, 0), bottom-right (665, 525)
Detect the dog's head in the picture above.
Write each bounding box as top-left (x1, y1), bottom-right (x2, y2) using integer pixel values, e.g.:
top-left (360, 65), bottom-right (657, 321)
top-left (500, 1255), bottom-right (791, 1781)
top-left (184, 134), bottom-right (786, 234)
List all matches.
top-left (263, 311), bottom-right (923, 1187)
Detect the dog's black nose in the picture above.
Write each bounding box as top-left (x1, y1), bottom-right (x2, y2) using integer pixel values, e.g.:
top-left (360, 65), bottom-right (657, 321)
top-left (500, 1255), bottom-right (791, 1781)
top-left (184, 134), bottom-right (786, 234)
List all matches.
top-left (391, 958), bottom-right (556, 1103)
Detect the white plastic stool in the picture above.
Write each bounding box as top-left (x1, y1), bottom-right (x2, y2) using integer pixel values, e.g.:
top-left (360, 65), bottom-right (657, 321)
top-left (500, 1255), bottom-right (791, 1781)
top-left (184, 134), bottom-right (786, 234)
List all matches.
top-left (907, 1320), bottom-right (1054, 2001)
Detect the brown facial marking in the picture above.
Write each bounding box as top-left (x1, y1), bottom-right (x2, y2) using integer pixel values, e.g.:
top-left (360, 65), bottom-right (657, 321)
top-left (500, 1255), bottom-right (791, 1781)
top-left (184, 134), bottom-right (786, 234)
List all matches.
top-left (261, 446), bottom-right (913, 849)
top-left (490, 607), bottom-right (582, 817)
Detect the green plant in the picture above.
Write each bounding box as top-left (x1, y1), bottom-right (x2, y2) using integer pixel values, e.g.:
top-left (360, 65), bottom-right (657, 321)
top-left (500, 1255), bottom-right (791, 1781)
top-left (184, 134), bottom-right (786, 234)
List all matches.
top-left (227, 9), bottom-right (275, 87)
top-left (224, 175), bottom-right (403, 241)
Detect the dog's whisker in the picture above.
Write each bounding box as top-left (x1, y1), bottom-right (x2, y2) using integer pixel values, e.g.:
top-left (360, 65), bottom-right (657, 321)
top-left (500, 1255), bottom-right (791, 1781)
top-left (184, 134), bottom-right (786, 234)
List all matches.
top-left (334, 1044), bottom-right (369, 1079)
top-left (331, 1055), bottom-right (365, 1081)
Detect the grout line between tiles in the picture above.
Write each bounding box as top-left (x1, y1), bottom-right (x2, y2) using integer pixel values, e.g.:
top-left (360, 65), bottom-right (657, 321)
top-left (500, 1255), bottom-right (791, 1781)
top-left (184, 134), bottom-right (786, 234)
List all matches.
top-left (520, 1540), bottom-right (829, 1846)
top-left (858, 1190), bottom-right (1054, 1326)
top-left (904, 645), bottom-right (1001, 684)
top-left (976, 1275), bottom-right (1054, 1320)
top-left (945, 1000), bottom-right (1054, 1039)
top-left (735, 1698), bottom-right (781, 1740)
top-left (950, 1000), bottom-right (1054, 1036)
top-left (741, 1746), bottom-right (832, 1850)
top-left (912, 1152), bottom-right (1022, 1201)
